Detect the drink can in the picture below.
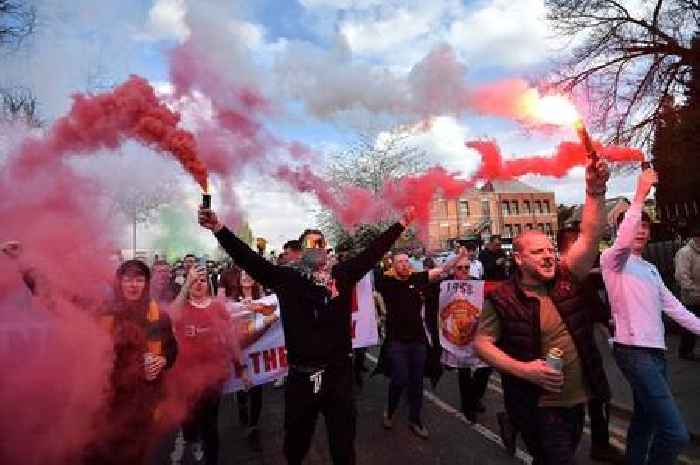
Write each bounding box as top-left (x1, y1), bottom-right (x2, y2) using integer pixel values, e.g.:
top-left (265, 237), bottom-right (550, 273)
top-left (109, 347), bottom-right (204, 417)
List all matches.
top-left (144, 353), bottom-right (157, 366)
top-left (546, 347), bottom-right (563, 372)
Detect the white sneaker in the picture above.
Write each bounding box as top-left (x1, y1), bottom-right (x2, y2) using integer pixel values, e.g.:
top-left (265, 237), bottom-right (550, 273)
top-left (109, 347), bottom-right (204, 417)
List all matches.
top-left (273, 376), bottom-right (286, 388)
top-left (409, 421), bottom-right (429, 440)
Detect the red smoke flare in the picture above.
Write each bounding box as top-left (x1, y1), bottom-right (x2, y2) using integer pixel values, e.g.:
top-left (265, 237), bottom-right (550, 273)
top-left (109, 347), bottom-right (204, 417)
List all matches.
top-left (468, 139), bottom-right (644, 180)
top-left (277, 165), bottom-right (472, 237)
top-left (14, 75), bottom-right (208, 190)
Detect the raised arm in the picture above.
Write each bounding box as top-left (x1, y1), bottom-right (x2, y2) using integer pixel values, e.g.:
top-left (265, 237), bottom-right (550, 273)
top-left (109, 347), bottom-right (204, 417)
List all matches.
top-left (334, 206), bottom-right (415, 284)
top-left (563, 159), bottom-right (610, 281)
top-left (600, 169), bottom-right (657, 272)
top-left (199, 207), bottom-right (281, 289)
top-left (1, 240), bottom-right (57, 311)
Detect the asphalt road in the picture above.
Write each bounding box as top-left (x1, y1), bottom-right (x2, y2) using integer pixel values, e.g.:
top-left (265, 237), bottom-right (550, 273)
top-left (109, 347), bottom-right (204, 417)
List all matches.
top-left (154, 350), bottom-right (700, 465)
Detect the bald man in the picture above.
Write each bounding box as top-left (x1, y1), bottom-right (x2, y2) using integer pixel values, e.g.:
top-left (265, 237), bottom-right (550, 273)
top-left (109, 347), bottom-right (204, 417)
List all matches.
top-left (475, 159), bottom-right (610, 465)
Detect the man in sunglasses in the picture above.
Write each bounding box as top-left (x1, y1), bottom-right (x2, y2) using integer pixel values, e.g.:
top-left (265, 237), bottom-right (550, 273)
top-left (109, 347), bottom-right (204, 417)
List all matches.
top-left (199, 205), bottom-right (416, 465)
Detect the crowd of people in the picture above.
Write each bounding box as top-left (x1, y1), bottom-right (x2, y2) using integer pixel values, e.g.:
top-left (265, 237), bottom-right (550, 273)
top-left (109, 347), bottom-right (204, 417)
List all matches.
top-left (3, 161), bottom-right (700, 465)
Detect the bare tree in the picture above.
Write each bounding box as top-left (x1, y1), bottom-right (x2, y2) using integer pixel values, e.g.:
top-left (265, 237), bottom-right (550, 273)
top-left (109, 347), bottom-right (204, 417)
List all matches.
top-left (546, 0), bottom-right (700, 147)
top-left (0, 86), bottom-right (41, 126)
top-left (107, 178), bottom-right (180, 255)
top-left (0, 0), bottom-right (35, 48)
top-left (316, 128), bottom-right (429, 244)
top-left (1, 1), bottom-right (40, 126)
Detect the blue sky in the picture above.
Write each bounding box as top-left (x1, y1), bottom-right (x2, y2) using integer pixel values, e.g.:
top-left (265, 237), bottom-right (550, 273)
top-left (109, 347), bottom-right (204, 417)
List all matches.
top-left (1, 0), bottom-right (640, 252)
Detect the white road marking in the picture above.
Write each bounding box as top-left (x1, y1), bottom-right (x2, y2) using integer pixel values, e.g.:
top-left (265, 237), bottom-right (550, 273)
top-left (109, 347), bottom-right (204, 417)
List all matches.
top-left (366, 353), bottom-right (531, 464)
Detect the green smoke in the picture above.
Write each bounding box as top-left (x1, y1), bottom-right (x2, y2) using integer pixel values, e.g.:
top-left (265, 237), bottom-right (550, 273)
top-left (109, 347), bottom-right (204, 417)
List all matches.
top-left (153, 206), bottom-right (211, 262)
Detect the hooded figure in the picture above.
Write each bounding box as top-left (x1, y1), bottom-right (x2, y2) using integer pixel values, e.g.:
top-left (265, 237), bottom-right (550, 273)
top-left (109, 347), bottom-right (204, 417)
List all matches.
top-left (84, 260), bottom-right (178, 465)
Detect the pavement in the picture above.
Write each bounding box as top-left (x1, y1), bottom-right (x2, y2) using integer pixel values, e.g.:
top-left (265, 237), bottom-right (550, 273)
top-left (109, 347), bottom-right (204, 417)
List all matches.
top-left (153, 336), bottom-right (700, 465)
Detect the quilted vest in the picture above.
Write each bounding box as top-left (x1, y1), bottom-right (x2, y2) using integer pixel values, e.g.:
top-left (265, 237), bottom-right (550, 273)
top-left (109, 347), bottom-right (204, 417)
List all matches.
top-left (487, 267), bottom-right (611, 410)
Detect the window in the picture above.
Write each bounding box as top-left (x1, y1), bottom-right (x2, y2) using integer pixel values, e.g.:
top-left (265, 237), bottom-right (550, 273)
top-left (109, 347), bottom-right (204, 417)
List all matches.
top-left (504, 224), bottom-right (513, 238)
top-left (511, 200), bottom-right (519, 215)
top-left (544, 223), bottom-right (553, 236)
top-left (434, 199), bottom-right (448, 217)
top-left (535, 200), bottom-right (542, 214)
top-left (502, 201), bottom-right (511, 216)
top-left (459, 200), bottom-right (470, 217)
top-left (526, 223), bottom-right (533, 230)
top-left (514, 224), bottom-right (522, 235)
top-left (523, 200), bottom-right (531, 214)
top-left (543, 200), bottom-right (551, 214)
top-left (481, 200), bottom-right (491, 216)
top-left (537, 223), bottom-right (545, 231)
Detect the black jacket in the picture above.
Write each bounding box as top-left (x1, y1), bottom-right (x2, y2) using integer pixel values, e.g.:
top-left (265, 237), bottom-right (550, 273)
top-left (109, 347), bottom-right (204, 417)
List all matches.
top-left (214, 223), bottom-right (404, 367)
top-left (479, 248), bottom-right (507, 281)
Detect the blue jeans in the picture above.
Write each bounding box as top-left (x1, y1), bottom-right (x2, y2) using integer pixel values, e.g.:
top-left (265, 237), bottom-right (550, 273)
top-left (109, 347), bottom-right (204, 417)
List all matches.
top-left (387, 341), bottom-right (426, 424)
top-left (613, 344), bottom-right (690, 465)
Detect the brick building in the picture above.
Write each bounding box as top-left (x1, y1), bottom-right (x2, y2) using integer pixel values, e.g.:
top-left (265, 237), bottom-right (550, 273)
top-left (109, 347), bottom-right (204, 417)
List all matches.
top-left (428, 180), bottom-right (558, 251)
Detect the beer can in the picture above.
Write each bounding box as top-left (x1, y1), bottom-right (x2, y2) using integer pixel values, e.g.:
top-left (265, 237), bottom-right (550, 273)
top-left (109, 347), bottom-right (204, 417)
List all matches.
top-left (545, 347), bottom-right (563, 372)
top-left (202, 193), bottom-right (211, 209)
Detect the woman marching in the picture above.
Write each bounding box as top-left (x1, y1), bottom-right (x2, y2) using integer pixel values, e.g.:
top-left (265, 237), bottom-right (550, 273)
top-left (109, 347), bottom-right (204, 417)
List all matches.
top-left (171, 265), bottom-right (250, 465)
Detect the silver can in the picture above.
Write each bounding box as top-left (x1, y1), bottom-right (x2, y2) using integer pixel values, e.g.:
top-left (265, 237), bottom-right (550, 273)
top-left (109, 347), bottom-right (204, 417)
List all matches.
top-left (545, 347), bottom-right (563, 372)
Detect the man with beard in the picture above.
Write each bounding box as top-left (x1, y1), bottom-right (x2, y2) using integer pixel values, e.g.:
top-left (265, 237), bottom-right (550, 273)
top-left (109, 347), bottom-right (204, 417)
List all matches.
top-left (198, 205), bottom-right (415, 465)
top-left (475, 159), bottom-right (610, 465)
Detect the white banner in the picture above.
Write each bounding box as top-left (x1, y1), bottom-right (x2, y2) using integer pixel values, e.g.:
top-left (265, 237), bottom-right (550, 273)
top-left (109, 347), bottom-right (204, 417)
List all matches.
top-left (438, 280), bottom-right (485, 368)
top-left (223, 273), bottom-right (378, 392)
top-left (351, 273), bottom-right (378, 349)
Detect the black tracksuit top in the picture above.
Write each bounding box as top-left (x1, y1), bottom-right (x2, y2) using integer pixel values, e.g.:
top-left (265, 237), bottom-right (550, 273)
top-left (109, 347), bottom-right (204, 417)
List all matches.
top-left (214, 223), bottom-right (404, 367)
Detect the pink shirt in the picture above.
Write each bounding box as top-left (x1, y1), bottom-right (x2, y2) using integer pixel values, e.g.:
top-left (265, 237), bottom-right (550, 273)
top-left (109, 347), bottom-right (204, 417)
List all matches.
top-left (601, 202), bottom-right (700, 349)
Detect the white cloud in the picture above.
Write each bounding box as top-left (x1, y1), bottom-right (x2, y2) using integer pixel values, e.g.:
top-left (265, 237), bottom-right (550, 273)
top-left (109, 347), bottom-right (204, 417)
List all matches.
top-left (339, 7), bottom-right (437, 54)
top-left (299, 0), bottom-right (384, 9)
top-left (398, 117), bottom-right (480, 175)
top-left (448, 0), bottom-right (552, 67)
top-left (145, 0), bottom-right (190, 42)
top-left (303, 0), bottom-right (555, 70)
top-left (234, 177), bottom-right (318, 251)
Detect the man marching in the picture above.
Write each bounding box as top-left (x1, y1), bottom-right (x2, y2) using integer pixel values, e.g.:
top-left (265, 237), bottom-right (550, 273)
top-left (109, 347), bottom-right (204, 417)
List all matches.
top-left (198, 204), bottom-right (415, 465)
top-left (475, 158), bottom-right (611, 465)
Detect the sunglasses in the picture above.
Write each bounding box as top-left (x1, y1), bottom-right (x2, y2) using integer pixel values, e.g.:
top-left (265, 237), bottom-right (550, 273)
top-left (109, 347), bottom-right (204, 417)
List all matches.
top-left (455, 265), bottom-right (470, 271)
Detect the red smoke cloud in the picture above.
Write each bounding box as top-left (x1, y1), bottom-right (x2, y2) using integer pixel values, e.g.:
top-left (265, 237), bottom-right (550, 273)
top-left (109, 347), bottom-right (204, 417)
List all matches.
top-left (277, 165), bottom-right (472, 236)
top-left (0, 74), bottom-right (214, 465)
top-left (468, 139), bottom-right (644, 180)
top-left (12, 75), bottom-right (208, 190)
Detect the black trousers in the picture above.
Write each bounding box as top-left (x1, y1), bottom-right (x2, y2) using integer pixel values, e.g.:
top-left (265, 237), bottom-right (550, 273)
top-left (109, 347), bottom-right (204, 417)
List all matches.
top-left (679, 305), bottom-right (699, 357)
top-left (457, 367), bottom-right (492, 414)
top-left (182, 390), bottom-right (221, 465)
top-left (237, 385), bottom-right (263, 427)
top-left (516, 404), bottom-right (585, 465)
top-left (283, 359), bottom-right (355, 465)
top-left (587, 397), bottom-right (610, 447)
